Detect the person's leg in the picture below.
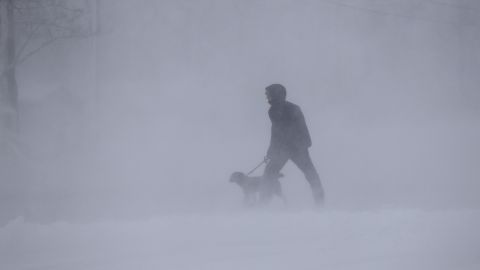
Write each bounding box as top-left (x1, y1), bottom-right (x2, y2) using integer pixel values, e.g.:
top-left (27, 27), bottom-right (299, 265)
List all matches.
top-left (260, 152), bottom-right (289, 204)
top-left (290, 149), bottom-right (324, 205)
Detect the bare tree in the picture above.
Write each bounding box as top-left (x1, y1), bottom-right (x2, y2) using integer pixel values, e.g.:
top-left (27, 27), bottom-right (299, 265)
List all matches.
top-left (0, 0), bottom-right (98, 225)
top-left (0, 0), bottom-right (94, 141)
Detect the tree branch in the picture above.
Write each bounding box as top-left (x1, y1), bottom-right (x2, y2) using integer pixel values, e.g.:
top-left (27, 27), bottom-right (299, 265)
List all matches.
top-left (15, 23), bottom-right (41, 63)
top-left (15, 31), bottom-right (89, 68)
top-left (1, 0), bottom-right (95, 74)
top-left (15, 36), bottom-right (59, 67)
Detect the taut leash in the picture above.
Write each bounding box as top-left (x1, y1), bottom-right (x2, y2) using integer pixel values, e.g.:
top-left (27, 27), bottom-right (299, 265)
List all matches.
top-left (246, 158), bottom-right (268, 176)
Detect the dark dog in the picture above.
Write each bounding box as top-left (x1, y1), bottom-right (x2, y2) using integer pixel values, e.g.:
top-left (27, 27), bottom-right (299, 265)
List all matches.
top-left (229, 172), bottom-right (286, 206)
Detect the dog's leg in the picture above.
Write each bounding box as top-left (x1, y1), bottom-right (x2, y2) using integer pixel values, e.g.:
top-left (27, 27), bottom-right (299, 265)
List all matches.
top-left (243, 191), bottom-right (251, 207)
top-left (243, 191), bottom-right (258, 208)
top-left (258, 180), bottom-right (275, 205)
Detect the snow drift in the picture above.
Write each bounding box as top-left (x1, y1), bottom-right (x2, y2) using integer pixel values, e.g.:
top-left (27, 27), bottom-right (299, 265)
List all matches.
top-left (1, 209), bottom-right (479, 270)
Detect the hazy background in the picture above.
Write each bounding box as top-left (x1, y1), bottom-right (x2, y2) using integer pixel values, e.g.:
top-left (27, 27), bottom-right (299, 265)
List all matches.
top-left (2, 0), bottom-right (480, 223)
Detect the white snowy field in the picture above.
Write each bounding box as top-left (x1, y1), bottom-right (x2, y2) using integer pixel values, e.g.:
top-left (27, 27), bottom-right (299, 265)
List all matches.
top-left (1, 209), bottom-right (479, 270)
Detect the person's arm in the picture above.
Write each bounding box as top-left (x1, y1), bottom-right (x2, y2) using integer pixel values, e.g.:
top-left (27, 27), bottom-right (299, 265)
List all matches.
top-left (294, 106), bottom-right (312, 147)
top-left (266, 108), bottom-right (282, 158)
top-left (267, 125), bottom-right (278, 158)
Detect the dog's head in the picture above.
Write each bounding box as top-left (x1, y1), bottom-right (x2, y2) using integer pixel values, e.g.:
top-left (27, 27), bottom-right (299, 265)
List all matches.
top-left (229, 171), bottom-right (246, 184)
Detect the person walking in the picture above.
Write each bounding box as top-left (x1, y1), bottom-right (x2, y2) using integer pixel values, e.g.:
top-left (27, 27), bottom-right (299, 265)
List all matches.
top-left (261, 84), bottom-right (324, 205)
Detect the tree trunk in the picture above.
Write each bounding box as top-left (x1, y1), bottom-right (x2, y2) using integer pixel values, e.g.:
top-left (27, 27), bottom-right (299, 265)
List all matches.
top-left (1, 0), bottom-right (18, 134)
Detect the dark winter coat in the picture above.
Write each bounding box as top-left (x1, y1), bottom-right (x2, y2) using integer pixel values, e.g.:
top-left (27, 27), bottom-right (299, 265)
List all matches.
top-left (267, 101), bottom-right (312, 156)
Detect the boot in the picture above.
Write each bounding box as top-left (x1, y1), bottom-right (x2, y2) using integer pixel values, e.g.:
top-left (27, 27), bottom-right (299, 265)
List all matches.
top-left (310, 182), bottom-right (325, 206)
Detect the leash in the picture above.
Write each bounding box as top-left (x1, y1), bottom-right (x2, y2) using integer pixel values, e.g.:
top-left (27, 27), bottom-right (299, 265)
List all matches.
top-left (246, 158), bottom-right (268, 176)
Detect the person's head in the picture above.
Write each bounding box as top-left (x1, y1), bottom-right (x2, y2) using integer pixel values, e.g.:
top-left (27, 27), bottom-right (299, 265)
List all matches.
top-left (265, 84), bottom-right (287, 105)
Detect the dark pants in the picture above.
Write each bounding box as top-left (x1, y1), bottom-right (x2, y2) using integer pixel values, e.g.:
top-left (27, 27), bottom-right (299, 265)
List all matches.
top-left (262, 148), bottom-right (324, 204)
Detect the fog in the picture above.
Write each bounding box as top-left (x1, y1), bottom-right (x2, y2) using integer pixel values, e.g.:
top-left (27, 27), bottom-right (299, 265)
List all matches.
top-left (1, 0), bottom-right (480, 268)
top-left (0, 0), bottom-right (478, 221)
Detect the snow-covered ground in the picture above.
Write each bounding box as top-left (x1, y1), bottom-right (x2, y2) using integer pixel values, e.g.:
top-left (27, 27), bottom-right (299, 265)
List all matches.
top-left (1, 209), bottom-right (479, 270)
